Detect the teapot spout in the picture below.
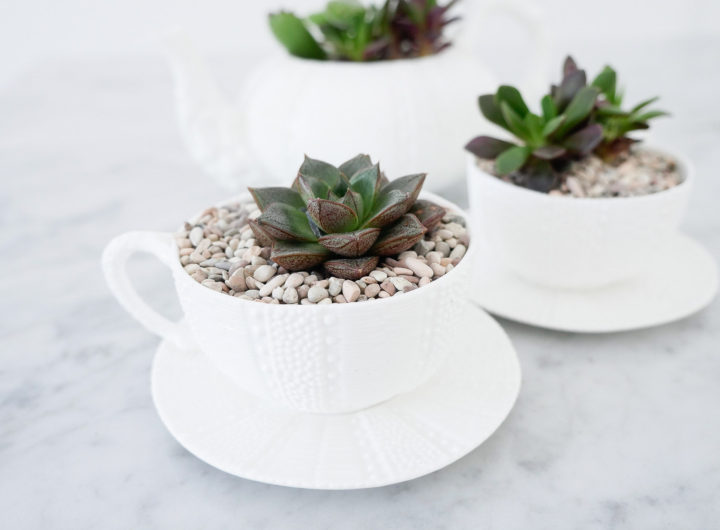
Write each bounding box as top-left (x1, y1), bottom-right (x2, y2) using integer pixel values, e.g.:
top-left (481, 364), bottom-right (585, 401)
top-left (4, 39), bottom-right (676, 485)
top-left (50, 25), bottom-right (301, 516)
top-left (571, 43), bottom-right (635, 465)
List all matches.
top-left (164, 28), bottom-right (250, 190)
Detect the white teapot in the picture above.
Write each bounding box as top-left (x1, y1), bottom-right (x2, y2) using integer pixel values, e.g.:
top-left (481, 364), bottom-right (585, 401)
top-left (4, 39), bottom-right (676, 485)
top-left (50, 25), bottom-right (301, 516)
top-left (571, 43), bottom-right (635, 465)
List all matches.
top-left (166, 1), bottom-right (548, 191)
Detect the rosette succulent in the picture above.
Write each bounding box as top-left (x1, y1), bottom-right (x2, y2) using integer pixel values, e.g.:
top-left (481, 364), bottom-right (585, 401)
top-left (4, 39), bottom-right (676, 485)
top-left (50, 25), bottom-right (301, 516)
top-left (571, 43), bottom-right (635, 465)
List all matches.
top-left (465, 56), bottom-right (667, 192)
top-left (269, 0), bottom-right (459, 62)
top-left (248, 155), bottom-right (445, 280)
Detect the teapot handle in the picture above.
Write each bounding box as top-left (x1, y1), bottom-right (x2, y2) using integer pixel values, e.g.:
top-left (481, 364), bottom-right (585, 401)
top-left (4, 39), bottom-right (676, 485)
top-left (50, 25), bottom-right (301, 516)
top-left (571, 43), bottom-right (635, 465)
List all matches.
top-left (164, 29), bottom-right (254, 191)
top-left (456, 0), bottom-right (550, 98)
top-left (102, 231), bottom-right (195, 350)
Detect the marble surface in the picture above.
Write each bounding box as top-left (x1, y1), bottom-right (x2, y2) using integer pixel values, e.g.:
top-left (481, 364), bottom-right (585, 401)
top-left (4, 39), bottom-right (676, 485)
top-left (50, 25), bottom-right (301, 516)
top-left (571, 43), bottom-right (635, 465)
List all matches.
top-left (1, 37), bottom-right (720, 529)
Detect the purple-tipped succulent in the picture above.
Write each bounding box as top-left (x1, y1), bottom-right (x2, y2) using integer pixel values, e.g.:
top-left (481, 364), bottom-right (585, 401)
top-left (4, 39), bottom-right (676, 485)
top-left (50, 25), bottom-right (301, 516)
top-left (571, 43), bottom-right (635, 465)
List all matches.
top-left (249, 155), bottom-right (445, 280)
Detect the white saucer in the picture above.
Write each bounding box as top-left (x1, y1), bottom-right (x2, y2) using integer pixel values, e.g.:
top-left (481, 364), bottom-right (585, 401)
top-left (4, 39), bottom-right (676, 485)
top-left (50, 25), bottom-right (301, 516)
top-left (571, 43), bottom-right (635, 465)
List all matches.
top-left (151, 302), bottom-right (520, 490)
top-left (471, 234), bottom-right (718, 333)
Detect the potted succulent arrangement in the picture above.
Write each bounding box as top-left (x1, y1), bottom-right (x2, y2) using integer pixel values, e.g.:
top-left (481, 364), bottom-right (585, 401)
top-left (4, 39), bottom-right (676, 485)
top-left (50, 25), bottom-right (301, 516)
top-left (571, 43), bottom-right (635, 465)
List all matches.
top-left (165, 0), bottom-right (547, 190)
top-left (103, 154), bottom-right (472, 413)
top-left (465, 56), bottom-right (692, 289)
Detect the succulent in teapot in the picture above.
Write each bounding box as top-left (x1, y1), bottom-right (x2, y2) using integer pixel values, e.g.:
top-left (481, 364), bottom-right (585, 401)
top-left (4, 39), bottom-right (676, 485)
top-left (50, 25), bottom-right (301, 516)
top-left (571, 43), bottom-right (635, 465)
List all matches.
top-left (268, 0), bottom-right (459, 62)
top-left (248, 155), bottom-right (445, 280)
top-left (465, 55), bottom-right (667, 192)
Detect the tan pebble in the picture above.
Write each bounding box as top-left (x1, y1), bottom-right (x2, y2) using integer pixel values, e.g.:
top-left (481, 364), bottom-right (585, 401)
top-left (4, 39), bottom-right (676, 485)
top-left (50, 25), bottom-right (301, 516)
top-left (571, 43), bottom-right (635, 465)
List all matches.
top-left (436, 229), bottom-right (453, 239)
top-left (334, 294), bottom-right (347, 303)
top-left (380, 280), bottom-right (396, 295)
top-left (430, 263), bottom-right (446, 277)
top-left (245, 276), bottom-right (258, 289)
top-left (365, 283), bottom-right (381, 298)
top-left (259, 247), bottom-right (272, 259)
top-left (318, 298), bottom-right (332, 305)
top-left (385, 258), bottom-right (401, 267)
top-left (184, 263), bottom-right (200, 274)
top-left (389, 276), bottom-right (413, 291)
top-left (251, 256), bottom-right (267, 266)
top-left (361, 276), bottom-right (377, 284)
top-left (378, 291), bottom-right (390, 298)
top-left (446, 264), bottom-right (454, 273)
top-left (315, 279), bottom-right (329, 289)
top-left (179, 256), bottom-right (190, 266)
top-left (305, 274), bottom-right (318, 285)
top-left (227, 269), bottom-right (246, 291)
top-left (418, 276), bottom-right (431, 287)
top-left (356, 280), bottom-right (367, 289)
top-left (401, 275), bottom-right (419, 284)
top-left (201, 279), bottom-right (224, 292)
top-left (177, 238), bottom-right (193, 249)
top-left (446, 237), bottom-right (458, 248)
top-left (393, 267), bottom-right (413, 275)
top-left (300, 298), bottom-right (312, 305)
top-left (191, 270), bottom-right (208, 283)
top-left (298, 285), bottom-right (310, 299)
top-left (342, 280), bottom-right (361, 302)
top-left (179, 248), bottom-right (194, 256)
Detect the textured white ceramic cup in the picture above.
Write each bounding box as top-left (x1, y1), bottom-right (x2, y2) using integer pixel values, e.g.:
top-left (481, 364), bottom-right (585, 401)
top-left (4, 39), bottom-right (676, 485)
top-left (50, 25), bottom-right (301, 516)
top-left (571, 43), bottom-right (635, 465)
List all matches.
top-left (466, 149), bottom-right (693, 289)
top-left (103, 192), bottom-right (471, 414)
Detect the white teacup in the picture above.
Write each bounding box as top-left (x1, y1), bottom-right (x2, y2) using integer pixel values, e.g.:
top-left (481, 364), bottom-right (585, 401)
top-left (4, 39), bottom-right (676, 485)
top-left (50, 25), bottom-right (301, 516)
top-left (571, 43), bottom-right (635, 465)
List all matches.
top-left (103, 192), bottom-right (471, 414)
top-left (466, 149), bottom-right (693, 289)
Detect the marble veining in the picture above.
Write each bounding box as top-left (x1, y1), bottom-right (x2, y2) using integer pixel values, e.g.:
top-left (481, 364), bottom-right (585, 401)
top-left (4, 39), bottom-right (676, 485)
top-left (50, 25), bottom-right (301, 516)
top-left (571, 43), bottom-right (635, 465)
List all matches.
top-left (1, 37), bottom-right (720, 529)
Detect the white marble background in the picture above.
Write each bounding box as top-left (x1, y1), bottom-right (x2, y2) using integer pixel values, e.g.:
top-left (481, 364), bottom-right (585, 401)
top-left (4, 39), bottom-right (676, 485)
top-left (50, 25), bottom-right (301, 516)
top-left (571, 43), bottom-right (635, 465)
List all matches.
top-left (1, 6), bottom-right (720, 530)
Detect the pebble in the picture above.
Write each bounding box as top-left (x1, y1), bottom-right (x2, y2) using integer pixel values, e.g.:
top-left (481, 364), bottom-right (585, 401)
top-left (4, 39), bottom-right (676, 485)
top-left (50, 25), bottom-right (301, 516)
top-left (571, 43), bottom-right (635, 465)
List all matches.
top-left (328, 277), bottom-right (343, 296)
top-left (254, 265), bottom-right (275, 282)
top-left (370, 270), bottom-right (387, 282)
top-left (449, 244), bottom-right (467, 260)
top-left (435, 241), bottom-right (451, 257)
top-left (282, 287), bottom-right (299, 304)
top-left (307, 286), bottom-right (329, 303)
top-left (364, 283), bottom-right (381, 298)
top-left (404, 257), bottom-right (433, 278)
top-left (380, 280), bottom-right (396, 295)
top-left (226, 269), bottom-right (246, 291)
top-left (389, 277), bottom-right (413, 292)
top-left (342, 280), bottom-right (361, 303)
top-left (189, 226), bottom-right (204, 246)
top-left (284, 273), bottom-right (304, 289)
top-left (430, 263), bottom-right (446, 277)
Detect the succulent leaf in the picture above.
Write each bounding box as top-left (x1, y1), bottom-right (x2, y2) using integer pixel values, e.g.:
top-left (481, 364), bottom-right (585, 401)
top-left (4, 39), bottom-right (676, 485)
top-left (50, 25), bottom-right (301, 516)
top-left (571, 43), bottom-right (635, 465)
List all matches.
top-left (479, 94), bottom-right (508, 129)
top-left (554, 69), bottom-right (587, 111)
top-left (540, 95), bottom-right (558, 121)
top-left (318, 228), bottom-right (381, 257)
top-left (555, 86), bottom-right (599, 136)
top-left (323, 256), bottom-right (379, 280)
top-left (464, 136), bottom-right (516, 159)
top-left (248, 218), bottom-right (275, 247)
top-left (340, 188), bottom-right (364, 217)
top-left (370, 214), bottom-right (427, 256)
top-left (249, 187), bottom-right (305, 212)
top-left (496, 85), bottom-right (529, 117)
top-left (409, 200), bottom-right (446, 230)
top-left (339, 154), bottom-right (373, 177)
top-left (293, 175), bottom-right (330, 202)
top-left (269, 12), bottom-right (327, 60)
top-left (364, 189), bottom-right (412, 228)
top-left (380, 173), bottom-right (425, 204)
top-left (591, 66), bottom-right (617, 102)
top-left (500, 101), bottom-right (530, 140)
top-left (299, 155), bottom-right (349, 192)
top-left (271, 241), bottom-right (331, 271)
top-left (258, 203), bottom-right (317, 242)
top-left (495, 146), bottom-right (531, 175)
top-left (563, 124), bottom-right (604, 155)
top-left (532, 145), bottom-right (567, 160)
top-left (306, 198), bottom-right (359, 233)
top-left (349, 164), bottom-right (381, 216)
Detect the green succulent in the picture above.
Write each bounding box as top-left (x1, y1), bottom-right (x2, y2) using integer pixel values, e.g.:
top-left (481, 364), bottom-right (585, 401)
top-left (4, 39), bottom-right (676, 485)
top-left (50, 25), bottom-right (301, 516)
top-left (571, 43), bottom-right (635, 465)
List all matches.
top-left (248, 155), bottom-right (445, 280)
top-left (268, 0), bottom-right (458, 62)
top-left (465, 55), bottom-right (668, 192)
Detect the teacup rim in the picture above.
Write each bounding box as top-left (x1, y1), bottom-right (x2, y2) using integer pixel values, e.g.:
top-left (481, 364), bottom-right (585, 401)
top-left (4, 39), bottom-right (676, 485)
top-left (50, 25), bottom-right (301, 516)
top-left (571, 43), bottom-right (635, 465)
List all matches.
top-left (466, 145), bottom-right (694, 204)
top-left (171, 190), bottom-right (471, 310)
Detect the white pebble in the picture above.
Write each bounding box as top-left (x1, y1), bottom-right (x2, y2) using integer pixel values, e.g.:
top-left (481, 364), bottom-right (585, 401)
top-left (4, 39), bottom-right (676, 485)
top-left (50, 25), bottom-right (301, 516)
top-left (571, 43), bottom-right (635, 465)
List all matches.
top-left (449, 244), bottom-right (466, 259)
top-left (284, 273), bottom-right (304, 289)
top-left (307, 286), bottom-right (329, 303)
top-left (369, 270), bottom-right (387, 282)
top-left (189, 226), bottom-right (204, 246)
top-left (253, 265), bottom-right (275, 283)
top-left (328, 277), bottom-right (343, 296)
top-left (404, 257), bottom-right (433, 278)
top-left (282, 287), bottom-right (299, 304)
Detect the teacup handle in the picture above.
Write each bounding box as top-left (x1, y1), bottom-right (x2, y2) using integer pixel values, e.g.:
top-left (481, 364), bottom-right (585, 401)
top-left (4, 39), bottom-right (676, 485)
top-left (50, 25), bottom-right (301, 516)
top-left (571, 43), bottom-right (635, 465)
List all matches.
top-left (458, 0), bottom-right (550, 98)
top-left (102, 231), bottom-right (193, 349)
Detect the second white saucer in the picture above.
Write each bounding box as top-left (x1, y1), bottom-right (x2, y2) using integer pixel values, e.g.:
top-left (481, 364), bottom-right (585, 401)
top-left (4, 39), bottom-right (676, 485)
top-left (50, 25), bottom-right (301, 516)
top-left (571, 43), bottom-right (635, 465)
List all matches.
top-left (471, 233), bottom-right (717, 333)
